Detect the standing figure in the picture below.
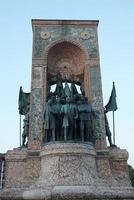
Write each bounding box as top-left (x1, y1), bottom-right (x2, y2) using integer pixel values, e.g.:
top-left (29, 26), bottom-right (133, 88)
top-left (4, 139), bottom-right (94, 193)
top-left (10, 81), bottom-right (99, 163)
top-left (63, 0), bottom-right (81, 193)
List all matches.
top-left (70, 81), bottom-right (78, 98)
top-left (22, 112), bottom-right (29, 147)
top-left (69, 97), bottom-right (78, 140)
top-left (54, 97), bottom-right (62, 140)
top-left (61, 98), bottom-right (71, 141)
top-left (78, 96), bottom-right (92, 142)
top-left (55, 73), bottom-right (64, 98)
top-left (64, 81), bottom-right (71, 98)
top-left (44, 98), bottom-right (56, 142)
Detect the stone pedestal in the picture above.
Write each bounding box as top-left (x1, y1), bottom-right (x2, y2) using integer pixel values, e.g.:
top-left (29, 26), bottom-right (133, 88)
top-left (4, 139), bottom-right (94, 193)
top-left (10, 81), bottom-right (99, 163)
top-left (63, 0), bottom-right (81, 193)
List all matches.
top-left (35, 143), bottom-right (98, 186)
top-left (22, 143), bottom-right (134, 200)
top-left (1, 143), bottom-right (134, 199)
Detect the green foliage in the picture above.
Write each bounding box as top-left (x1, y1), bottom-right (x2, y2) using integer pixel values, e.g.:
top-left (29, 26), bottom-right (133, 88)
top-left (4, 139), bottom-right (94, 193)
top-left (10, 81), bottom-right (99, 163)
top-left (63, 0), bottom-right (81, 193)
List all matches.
top-left (128, 164), bottom-right (134, 187)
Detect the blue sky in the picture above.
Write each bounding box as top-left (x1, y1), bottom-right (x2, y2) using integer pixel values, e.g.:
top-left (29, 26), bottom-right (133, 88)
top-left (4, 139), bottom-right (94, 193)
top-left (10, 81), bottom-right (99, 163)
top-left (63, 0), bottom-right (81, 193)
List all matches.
top-left (0, 0), bottom-right (134, 166)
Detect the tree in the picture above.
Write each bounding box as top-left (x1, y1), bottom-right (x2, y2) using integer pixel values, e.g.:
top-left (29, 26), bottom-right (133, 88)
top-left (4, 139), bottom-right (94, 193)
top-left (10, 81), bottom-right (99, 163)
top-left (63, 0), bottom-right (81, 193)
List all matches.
top-left (128, 164), bottom-right (134, 187)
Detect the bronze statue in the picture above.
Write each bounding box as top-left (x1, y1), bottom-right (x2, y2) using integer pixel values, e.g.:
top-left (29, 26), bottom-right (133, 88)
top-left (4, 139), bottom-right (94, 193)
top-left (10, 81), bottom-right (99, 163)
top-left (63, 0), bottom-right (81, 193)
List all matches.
top-left (61, 98), bottom-right (71, 141)
top-left (78, 96), bottom-right (92, 142)
top-left (55, 73), bottom-right (64, 97)
top-left (54, 97), bottom-right (62, 140)
top-left (64, 81), bottom-right (71, 98)
top-left (69, 97), bottom-right (78, 140)
top-left (22, 112), bottom-right (29, 146)
top-left (70, 81), bottom-right (78, 98)
top-left (44, 97), bottom-right (56, 142)
top-left (44, 78), bottom-right (97, 145)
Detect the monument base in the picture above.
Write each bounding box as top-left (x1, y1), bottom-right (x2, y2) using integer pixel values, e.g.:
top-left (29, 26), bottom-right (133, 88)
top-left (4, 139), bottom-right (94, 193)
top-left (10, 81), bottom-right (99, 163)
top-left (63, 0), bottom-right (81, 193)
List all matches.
top-left (1, 143), bottom-right (134, 200)
top-left (1, 185), bottom-right (134, 200)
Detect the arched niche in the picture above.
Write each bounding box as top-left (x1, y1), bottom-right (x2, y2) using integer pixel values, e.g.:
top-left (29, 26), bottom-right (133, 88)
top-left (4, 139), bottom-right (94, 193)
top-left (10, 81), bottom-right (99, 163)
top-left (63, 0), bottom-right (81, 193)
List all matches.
top-left (47, 41), bottom-right (88, 85)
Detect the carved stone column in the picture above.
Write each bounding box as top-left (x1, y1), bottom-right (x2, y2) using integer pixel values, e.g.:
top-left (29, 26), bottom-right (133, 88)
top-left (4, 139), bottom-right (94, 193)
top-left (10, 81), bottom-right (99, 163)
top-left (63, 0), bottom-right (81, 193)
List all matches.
top-left (89, 61), bottom-right (107, 149)
top-left (84, 60), bottom-right (107, 149)
top-left (28, 64), bottom-right (43, 150)
top-left (41, 64), bottom-right (47, 143)
top-left (84, 62), bottom-right (92, 101)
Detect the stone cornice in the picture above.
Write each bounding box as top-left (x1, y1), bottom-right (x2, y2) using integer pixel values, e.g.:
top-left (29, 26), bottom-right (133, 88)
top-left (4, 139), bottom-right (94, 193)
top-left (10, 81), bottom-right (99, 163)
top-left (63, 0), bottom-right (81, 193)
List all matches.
top-left (32, 19), bottom-right (99, 30)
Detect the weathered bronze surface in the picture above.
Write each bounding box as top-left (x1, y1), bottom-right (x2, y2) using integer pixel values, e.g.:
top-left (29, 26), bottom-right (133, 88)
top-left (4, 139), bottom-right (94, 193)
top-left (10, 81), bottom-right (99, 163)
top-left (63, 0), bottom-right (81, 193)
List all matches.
top-left (44, 77), bottom-right (98, 144)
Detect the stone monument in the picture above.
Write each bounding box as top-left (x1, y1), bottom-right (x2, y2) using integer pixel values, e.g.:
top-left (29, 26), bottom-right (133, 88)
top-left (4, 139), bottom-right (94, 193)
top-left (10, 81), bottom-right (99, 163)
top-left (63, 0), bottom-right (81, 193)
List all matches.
top-left (0, 19), bottom-right (134, 200)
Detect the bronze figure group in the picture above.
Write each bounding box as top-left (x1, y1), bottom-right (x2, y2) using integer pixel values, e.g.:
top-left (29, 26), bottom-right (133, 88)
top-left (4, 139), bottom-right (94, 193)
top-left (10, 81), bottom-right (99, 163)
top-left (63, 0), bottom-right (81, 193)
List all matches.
top-left (44, 77), bottom-right (96, 144)
top-left (20, 76), bottom-right (115, 147)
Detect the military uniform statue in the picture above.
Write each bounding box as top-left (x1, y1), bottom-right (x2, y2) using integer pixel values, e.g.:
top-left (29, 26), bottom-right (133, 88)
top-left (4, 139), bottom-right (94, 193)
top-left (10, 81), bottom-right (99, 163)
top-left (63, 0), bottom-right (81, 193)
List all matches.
top-left (22, 112), bottom-right (29, 146)
top-left (78, 96), bottom-right (92, 142)
top-left (54, 97), bottom-right (62, 140)
top-left (69, 97), bottom-right (78, 140)
top-left (55, 73), bottom-right (64, 98)
top-left (61, 98), bottom-right (71, 141)
top-left (44, 98), bottom-right (56, 142)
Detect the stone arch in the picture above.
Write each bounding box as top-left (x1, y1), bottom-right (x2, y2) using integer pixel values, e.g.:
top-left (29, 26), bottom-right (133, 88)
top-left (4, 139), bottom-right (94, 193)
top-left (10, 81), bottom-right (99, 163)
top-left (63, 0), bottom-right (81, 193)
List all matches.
top-left (43, 39), bottom-right (89, 86)
top-left (44, 38), bottom-right (89, 62)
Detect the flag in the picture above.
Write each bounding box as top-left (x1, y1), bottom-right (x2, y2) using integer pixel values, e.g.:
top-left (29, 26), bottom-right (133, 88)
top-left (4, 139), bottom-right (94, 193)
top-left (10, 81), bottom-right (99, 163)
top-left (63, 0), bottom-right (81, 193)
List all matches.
top-left (105, 82), bottom-right (117, 112)
top-left (18, 86), bottom-right (30, 115)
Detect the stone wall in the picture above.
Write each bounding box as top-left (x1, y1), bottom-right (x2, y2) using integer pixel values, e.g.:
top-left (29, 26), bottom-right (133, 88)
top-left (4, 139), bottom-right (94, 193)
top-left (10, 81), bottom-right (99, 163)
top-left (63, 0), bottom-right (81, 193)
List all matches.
top-left (1, 144), bottom-right (133, 199)
top-left (29, 20), bottom-right (106, 150)
top-left (4, 149), bottom-right (41, 188)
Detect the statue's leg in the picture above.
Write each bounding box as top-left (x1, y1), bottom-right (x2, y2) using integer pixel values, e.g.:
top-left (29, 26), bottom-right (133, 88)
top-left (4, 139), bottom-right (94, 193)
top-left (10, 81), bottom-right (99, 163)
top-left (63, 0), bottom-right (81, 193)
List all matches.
top-left (56, 117), bottom-right (60, 141)
top-left (52, 129), bottom-right (55, 141)
top-left (85, 121), bottom-right (91, 142)
top-left (69, 121), bottom-right (73, 140)
top-left (80, 121), bottom-right (84, 142)
top-left (22, 134), bottom-right (26, 146)
top-left (64, 127), bottom-right (67, 142)
top-left (74, 120), bottom-right (77, 140)
top-left (57, 119), bottom-right (60, 141)
top-left (60, 124), bottom-right (64, 141)
top-left (77, 120), bottom-right (80, 140)
top-left (45, 130), bottom-right (48, 142)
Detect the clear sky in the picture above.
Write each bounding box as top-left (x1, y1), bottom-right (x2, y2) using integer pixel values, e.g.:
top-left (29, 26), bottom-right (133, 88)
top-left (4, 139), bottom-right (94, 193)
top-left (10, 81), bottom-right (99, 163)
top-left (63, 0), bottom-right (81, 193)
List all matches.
top-left (0, 0), bottom-right (134, 166)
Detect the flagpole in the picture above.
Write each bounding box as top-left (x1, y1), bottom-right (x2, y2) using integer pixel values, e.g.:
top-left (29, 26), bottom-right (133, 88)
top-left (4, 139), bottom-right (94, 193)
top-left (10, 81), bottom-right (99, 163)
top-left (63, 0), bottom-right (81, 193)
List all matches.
top-left (113, 111), bottom-right (115, 144)
top-left (19, 114), bottom-right (22, 148)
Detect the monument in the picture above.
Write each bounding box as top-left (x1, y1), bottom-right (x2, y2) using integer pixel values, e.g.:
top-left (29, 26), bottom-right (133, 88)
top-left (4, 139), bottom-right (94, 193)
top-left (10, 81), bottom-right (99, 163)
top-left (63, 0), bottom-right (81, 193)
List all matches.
top-left (0, 19), bottom-right (134, 200)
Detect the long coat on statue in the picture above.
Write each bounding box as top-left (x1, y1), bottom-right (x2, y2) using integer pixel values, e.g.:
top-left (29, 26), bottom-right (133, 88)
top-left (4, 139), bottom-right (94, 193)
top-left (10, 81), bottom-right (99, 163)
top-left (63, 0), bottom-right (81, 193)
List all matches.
top-left (61, 103), bottom-right (70, 127)
top-left (44, 100), bottom-right (56, 130)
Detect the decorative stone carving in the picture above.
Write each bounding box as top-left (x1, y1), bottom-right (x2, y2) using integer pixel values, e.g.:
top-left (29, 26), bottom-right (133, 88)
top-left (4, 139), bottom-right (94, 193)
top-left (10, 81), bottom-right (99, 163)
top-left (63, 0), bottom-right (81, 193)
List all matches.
top-left (80, 31), bottom-right (91, 39)
top-left (33, 25), bottom-right (98, 58)
top-left (40, 31), bottom-right (50, 39)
